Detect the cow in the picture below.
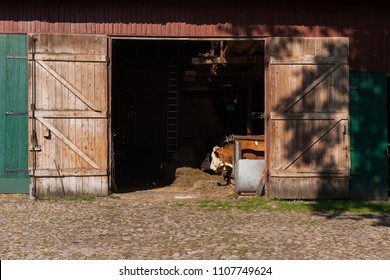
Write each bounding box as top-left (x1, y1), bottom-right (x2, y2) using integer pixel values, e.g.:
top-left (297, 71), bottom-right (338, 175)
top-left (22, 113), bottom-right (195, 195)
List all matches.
top-left (210, 138), bottom-right (265, 172)
top-left (207, 135), bottom-right (265, 185)
top-left (200, 153), bottom-right (212, 172)
top-left (199, 135), bottom-right (232, 172)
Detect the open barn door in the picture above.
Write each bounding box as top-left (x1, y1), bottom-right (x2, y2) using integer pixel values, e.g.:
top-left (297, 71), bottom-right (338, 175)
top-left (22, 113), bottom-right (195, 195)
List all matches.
top-left (266, 37), bottom-right (350, 199)
top-left (28, 34), bottom-right (109, 197)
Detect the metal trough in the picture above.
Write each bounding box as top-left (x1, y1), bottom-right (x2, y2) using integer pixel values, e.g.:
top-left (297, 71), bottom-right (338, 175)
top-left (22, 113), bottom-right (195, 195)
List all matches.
top-left (234, 159), bottom-right (265, 195)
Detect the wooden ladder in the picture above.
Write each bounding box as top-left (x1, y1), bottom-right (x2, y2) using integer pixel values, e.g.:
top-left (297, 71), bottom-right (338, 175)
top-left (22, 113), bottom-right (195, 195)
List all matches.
top-left (167, 65), bottom-right (178, 162)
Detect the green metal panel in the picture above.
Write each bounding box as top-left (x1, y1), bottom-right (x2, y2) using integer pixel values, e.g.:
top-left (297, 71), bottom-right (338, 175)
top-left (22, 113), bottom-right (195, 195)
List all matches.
top-left (350, 72), bottom-right (388, 200)
top-left (0, 34), bottom-right (29, 193)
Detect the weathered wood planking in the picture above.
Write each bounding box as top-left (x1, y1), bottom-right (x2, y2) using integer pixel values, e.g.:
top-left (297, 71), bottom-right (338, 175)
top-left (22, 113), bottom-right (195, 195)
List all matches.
top-left (34, 176), bottom-right (108, 197)
top-left (266, 37), bottom-right (350, 199)
top-left (28, 34), bottom-right (108, 197)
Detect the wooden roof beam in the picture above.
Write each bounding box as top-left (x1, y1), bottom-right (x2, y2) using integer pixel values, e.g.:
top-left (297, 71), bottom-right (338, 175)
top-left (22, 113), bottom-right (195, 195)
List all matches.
top-left (191, 56), bottom-right (263, 65)
top-left (248, 41), bottom-right (261, 55)
top-left (222, 41), bottom-right (236, 57)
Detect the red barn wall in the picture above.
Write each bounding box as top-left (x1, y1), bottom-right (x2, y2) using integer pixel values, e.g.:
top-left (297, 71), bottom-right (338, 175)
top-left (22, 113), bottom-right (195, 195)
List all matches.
top-left (1, 1), bottom-right (389, 72)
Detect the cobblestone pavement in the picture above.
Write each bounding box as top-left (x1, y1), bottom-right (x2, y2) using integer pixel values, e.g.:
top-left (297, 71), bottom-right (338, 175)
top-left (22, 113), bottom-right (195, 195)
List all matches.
top-left (1, 187), bottom-right (389, 260)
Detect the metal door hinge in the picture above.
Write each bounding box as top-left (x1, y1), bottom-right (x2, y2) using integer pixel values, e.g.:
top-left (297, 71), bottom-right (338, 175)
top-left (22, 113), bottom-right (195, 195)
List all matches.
top-left (350, 87), bottom-right (359, 92)
top-left (5, 112), bottom-right (28, 116)
top-left (5, 168), bottom-right (29, 173)
top-left (6, 55), bottom-right (28, 60)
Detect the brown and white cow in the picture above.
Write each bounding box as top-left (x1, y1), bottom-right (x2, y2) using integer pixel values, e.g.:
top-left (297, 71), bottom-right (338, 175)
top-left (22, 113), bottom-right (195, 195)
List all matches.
top-left (205, 136), bottom-right (264, 185)
top-left (210, 138), bottom-right (265, 173)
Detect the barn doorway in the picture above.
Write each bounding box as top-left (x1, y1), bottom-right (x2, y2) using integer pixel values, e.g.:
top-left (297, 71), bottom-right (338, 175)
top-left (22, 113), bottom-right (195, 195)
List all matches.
top-left (388, 75), bottom-right (390, 197)
top-left (110, 38), bottom-right (265, 192)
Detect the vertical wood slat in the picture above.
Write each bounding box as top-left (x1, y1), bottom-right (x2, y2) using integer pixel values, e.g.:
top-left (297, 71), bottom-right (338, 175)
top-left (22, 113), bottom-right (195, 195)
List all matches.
top-left (28, 34), bottom-right (108, 196)
top-left (60, 40), bottom-right (69, 172)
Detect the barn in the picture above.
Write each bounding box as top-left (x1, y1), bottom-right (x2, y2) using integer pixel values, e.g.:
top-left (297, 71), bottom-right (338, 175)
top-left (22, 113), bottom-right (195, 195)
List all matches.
top-left (0, 1), bottom-right (388, 199)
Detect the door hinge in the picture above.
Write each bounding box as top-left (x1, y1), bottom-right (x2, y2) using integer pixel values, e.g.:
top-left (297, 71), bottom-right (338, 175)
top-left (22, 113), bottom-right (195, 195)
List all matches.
top-left (5, 112), bottom-right (28, 116)
top-left (350, 87), bottom-right (359, 92)
top-left (5, 168), bottom-right (29, 173)
top-left (6, 55), bottom-right (28, 60)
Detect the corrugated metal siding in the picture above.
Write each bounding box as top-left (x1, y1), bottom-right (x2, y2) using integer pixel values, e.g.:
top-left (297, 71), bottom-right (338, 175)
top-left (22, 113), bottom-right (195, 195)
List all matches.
top-left (0, 2), bottom-right (389, 71)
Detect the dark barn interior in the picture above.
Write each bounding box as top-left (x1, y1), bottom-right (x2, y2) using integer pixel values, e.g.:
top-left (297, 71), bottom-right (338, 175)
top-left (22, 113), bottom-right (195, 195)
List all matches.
top-left (111, 39), bottom-right (265, 191)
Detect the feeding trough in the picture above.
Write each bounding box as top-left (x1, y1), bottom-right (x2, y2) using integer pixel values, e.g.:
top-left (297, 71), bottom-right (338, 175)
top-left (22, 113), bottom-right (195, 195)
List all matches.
top-left (234, 159), bottom-right (265, 195)
top-left (232, 136), bottom-right (266, 195)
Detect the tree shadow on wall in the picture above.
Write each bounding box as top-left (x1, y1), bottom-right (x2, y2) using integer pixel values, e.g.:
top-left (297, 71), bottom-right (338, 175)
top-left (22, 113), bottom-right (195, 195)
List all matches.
top-left (268, 38), bottom-right (389, 227)
top-left (215, 25), bottom-right (388, 226)
top-left (267, 38), bottom-right (349, 197)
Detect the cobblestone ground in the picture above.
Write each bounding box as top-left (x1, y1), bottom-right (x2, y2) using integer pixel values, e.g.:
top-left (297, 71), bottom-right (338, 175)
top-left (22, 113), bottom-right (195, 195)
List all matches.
top-left (1, 190), bottom-right (389, 260)
top-left (1, 168), bottom-right (389, 260)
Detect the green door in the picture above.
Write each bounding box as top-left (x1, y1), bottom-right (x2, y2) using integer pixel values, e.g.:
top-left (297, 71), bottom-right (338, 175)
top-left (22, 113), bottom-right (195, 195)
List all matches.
top-left (350, 72), bottom-right (388, 200)
top-left (0, 34), bottom-right (29, 193)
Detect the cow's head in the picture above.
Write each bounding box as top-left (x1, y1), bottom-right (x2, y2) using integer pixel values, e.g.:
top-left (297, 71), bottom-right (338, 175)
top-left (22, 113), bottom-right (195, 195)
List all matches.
top-left (210, 146), bottom-right (233, 173)
top-left (200, 153), bottom-right (212, 171)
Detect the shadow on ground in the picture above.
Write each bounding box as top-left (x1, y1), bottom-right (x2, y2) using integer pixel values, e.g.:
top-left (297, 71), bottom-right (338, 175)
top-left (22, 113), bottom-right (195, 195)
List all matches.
top-left (308, 200), bottom-right (390, 227)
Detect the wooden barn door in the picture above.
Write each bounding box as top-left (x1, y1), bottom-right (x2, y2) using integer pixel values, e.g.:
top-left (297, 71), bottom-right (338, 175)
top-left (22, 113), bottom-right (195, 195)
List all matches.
top-left (28, 34), bottom-right (109, 197)
top-left (266, 37), bottom-right (350, 199)
top-left (0, 34), bottom-right (29, 193)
